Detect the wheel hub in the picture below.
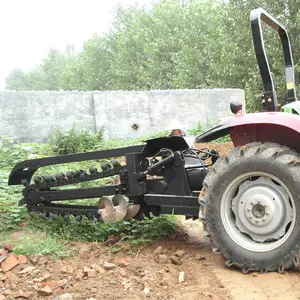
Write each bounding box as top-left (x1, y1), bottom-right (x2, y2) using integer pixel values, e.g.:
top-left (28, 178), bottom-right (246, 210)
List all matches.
top-left (252, 203), bottom-right (265, 219)
top-left (231, 177), bottom-right (293, 242)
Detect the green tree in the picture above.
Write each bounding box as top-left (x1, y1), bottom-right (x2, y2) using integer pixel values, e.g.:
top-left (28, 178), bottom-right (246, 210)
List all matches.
top-left (5, 69), bottom-right (30, 91)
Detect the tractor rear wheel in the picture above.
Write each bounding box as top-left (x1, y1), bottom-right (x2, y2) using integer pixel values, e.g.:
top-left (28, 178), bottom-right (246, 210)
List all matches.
top-left (200, 142), bottom-right (300, 273)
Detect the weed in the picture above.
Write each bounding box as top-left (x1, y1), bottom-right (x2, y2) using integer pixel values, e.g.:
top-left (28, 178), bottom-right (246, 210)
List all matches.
top-left (0, 136), bottom-right (52, 168)
top-left (48, 123), bottom-right (104, 154)
top-left (0, 205), bottom-right (28, 232)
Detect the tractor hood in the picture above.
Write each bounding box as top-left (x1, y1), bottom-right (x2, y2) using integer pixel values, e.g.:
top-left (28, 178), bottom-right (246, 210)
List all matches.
top-left (196, 112), bottom-right (300, 153)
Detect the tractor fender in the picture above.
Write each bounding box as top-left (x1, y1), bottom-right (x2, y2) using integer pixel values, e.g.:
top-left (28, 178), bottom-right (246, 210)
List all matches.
top-left (196, 112), bottom-right (300, 153)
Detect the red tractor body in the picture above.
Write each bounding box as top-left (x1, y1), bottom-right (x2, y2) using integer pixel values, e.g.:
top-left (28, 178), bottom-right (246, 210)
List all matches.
top-left (197, 112), bottom-right (300, 153)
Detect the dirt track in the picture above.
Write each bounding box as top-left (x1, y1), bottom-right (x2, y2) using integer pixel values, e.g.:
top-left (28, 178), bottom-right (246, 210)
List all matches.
top-left (182, 219), bottom-right (300, 300)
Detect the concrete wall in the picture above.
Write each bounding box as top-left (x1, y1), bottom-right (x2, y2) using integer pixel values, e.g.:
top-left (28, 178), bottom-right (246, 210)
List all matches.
top-left (0, 89), bottom-right (245, 142)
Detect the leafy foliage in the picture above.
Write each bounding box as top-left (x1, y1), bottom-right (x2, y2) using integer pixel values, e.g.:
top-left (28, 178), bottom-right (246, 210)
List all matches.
top-left (48, 124), bottom-right (104, 155)
top-left (28, 215), bottom-right (177, 244)
top-left (0, 206), bottom-right (28, 231)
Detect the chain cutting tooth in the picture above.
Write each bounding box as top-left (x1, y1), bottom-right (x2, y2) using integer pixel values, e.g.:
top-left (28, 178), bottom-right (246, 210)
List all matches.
top-left (89, 167), bottom-right (98, 174)
top-left (101, 162), bottom-right (112, 171)
top-left (23, 160), bottom-right (128, 222)
top-left (55, 174), bottom-right (63, 181)
top-left (66, 171), bottom-right (75, 179)
top-left (74, 170), bottom-right (81, 177)
top-left (80, 171), bottom-right (87, 179)
top-left (34, 176), bottom-right (43, 184)
top-left (112, 160), bottom-right (121, 169)
top-left (44, 175), bottom-right (55, 184)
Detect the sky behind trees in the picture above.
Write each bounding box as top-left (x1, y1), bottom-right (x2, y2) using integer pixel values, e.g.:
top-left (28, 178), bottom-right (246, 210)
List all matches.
top-left (0, 0), bottom-right (151, 90)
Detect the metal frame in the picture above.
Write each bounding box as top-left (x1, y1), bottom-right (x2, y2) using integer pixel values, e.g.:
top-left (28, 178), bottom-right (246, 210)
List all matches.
top-left (8, 144), bottom-right (145, 185)
top-left (250, 8), bottom-right (297, 111)
top-left (10, 136), bottom-right (210, 219)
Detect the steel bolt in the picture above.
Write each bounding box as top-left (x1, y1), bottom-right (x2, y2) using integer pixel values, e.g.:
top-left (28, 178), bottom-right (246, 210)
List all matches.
top-left (247, 208), bottom-right (251, 212)
top-left (249, 216), bottom-right (253, 219)
top-left (262, 218), bottom-right (266, 222)
top-left (251, 201), bottom-right (254, 205)
top-left (255, 219), bottom-right (259, 223)
top-left (266, 212), bottom-right (270, 215)
top-left (258, 200), bottom-right (261, 204)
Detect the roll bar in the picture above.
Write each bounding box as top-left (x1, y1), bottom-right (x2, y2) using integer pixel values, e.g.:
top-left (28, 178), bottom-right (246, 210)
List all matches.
top-left (250, 8), bottom-right (297, 111)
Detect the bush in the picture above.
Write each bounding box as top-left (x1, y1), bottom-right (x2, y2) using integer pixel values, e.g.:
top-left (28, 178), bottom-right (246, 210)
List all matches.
top-left (48, 124), bottom-right (104, 155)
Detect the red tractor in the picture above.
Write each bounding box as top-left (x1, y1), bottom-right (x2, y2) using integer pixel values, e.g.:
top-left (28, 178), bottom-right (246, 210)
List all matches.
top-left (8, 8), bottom-right (300, 274)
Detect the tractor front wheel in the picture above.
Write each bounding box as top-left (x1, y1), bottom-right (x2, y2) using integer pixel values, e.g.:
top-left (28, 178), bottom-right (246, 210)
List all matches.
top-left (201, 142), bottom-right (300, 273)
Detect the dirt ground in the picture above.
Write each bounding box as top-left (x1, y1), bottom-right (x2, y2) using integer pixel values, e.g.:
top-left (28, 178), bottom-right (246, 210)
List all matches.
top-left (2, 219), bottom-right (300, 300)
top-left (195, 141), bottom-right (234, 156)
top-left (2, 141), bottom-right (300, 300)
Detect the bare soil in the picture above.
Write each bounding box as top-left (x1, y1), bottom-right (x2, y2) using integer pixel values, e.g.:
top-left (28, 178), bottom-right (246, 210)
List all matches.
top-left (196, 141), bottom-right (234, 156)
top-left (2, 141), bottom-right (300, 300)
top-left (3, 220), bottom-right (300, 300)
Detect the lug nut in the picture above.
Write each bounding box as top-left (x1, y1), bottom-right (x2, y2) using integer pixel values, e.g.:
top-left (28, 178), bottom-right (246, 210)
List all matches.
top-left (258, 200), bottom-right (261, 204)
top-left (255, 219), bottom-right (259, 223)
top-left (247, 208), bottom-right (251, 212)
top-left (251, 202), bottom-right (254, 205)
top-left (262, 218), bottom-right (266, 222)
top-left (249, 216), bottom-right (253, 219)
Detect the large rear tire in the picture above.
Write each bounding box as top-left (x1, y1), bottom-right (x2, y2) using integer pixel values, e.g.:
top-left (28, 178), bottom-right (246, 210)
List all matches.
top-left (200, 142), bottom-right (300, 273)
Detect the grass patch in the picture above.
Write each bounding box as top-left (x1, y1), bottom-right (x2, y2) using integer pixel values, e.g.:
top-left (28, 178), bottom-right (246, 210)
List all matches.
top-left (0, 230), bottom-right (73, 259)
top-left (13, 235), bottom-right (73, 259)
